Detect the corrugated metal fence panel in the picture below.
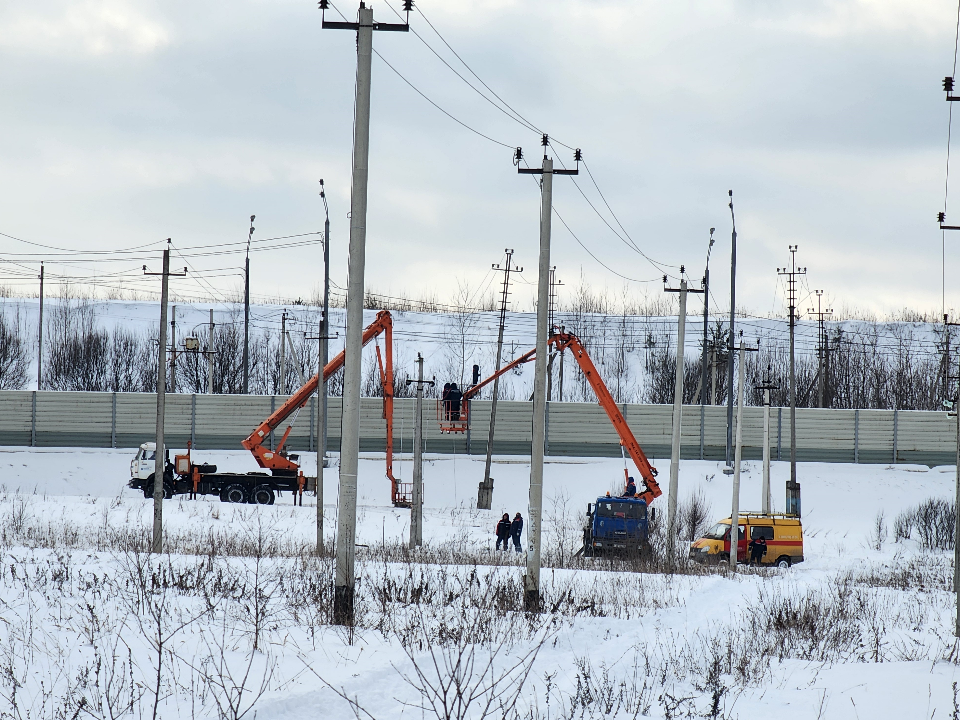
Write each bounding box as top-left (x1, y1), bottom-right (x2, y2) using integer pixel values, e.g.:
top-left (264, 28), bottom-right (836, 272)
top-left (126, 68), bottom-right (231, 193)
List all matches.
top-left (2, 390), bottom-right (958, 466)
top-left (37, 391), bottom-right (113, 447)
top-left (0, 391), bottom-right (33, 445)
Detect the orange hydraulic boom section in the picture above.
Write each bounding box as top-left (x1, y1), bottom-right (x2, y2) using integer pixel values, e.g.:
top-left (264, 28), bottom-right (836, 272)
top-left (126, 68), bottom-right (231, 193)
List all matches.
top-left (461, 331), bottom-right (662, 505)
top-left (241, 310), bottom-right (407, 506)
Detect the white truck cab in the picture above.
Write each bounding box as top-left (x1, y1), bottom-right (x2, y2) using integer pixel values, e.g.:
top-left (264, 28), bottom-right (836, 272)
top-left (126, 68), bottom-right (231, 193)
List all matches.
top-left (131, 443), bottom-right (157, 481)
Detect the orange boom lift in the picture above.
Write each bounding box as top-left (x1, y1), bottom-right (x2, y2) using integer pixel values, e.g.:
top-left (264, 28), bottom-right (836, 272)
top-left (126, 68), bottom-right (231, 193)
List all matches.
top-left (440, 330), bottom-right (661, 504)
top-left (241, 309), bottom-right (409, 506)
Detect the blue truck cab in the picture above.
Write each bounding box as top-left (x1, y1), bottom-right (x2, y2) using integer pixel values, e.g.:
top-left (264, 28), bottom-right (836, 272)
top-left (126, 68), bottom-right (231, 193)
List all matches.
top-left (582, 496), bottom-right (650, 556)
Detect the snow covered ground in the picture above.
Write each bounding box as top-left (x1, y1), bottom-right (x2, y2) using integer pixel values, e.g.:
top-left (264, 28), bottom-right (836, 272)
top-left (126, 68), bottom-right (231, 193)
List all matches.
top-left (0, 445), bottom-right (957, 718)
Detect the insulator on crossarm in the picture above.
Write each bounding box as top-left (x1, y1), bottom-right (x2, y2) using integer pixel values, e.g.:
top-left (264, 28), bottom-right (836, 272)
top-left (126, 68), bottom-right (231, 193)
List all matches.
top-left (945, 76), bottom-right (955, 93)
top-left (940, 212), bottom-right (947, 223)
top-left (541, 134), bottom-right (549, 147)
top-left (318, 0), bottom-right (329, 9)
top-left (574, 148), bottom-right (582, 162)
top-left (403, 0), bottom-right (414, 10)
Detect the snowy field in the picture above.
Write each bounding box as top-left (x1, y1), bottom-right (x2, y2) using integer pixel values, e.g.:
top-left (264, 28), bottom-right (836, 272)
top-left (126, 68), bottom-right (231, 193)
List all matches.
top-left (0, 445), bottom-right (958, 718)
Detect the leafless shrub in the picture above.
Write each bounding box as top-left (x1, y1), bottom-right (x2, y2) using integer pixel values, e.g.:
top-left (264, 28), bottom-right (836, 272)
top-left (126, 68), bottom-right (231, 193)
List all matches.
top-left (678, 488), bottom-right (712, 543)
top-left (870, 510), bottom-right (888, 552)
top-left (895, 498), bottom-right (954, 550)
top-left (396, 605), bottom-right (551, 720)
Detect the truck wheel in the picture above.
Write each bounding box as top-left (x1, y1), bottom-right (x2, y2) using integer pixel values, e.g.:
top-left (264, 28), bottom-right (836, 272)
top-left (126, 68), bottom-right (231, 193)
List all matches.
top-left (143, 476), bottom-right (173, 500)
top-left (776, 556), bottom-right (791, 569)
top-left (251, 485), bottom-right (275, 505)
top-left (221, 484), bottom-right (247, 504)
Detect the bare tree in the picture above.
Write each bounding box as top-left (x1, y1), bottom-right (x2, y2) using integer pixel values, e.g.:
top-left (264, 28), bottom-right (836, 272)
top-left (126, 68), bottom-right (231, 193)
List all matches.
top-left (0, 302), bottom-right (29, 389)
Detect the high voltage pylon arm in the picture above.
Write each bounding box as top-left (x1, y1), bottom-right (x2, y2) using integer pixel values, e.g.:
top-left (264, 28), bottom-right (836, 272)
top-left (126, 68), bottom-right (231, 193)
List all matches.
top-left (241, 311), bottom-right (400, 503)
top-left (463, 330), bottom-right (662, 504)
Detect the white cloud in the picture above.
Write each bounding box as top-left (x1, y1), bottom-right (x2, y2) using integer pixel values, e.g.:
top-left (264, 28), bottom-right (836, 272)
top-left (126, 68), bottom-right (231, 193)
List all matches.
top-left (0, 1), bottom-right (169, 56)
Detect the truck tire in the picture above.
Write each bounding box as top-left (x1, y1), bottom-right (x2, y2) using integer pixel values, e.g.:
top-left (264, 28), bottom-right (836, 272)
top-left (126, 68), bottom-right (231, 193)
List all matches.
top-left (143, 476), bottom-right (173, 500)
top-left (250, 484), bottom-right (275, 505)
top-left (221, 484), bottom-right (248, 504)
top-left (776, 556), bottom-right (791, 569)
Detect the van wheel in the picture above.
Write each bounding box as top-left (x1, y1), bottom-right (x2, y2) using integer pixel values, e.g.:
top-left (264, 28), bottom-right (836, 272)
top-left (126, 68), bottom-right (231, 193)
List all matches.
top-left (251, 485), bottom-right (275, 505)
top-left (776, 556), bottom-right (791, 569)
top-left (718, 552), bottom-right (729, 565)
top-left (221, 484), bottom-right (247, 504)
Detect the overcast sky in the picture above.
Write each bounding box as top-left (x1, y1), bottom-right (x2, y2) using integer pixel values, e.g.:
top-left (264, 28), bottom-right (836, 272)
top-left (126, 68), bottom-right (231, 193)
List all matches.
top-left (0, 0), bottom-right (955, 318)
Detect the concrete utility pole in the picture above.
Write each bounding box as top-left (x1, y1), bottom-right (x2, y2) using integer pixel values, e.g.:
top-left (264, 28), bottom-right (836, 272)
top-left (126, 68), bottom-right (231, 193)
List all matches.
top-left (143, 242), bottom-right (186, 553)
top-left (207, 310), bottom-right (214, 394)
top-left (37, 263), bottom-right (43, 390)
top-left (517, 139), bottom-right (579, 612)
top-left (406, 354), bottom-right (433, 548)
top-left (319, 180), bottom-right (332, 470)
top-left (729, 336), bottom-right (758, 572)
top-left (280, 310), bottom-right (287, 395)
top-left (243, 216), bottom-right (254, 394)
top-left (321, 0), bottom-right (410, 626)
top-left (170, 305), bottom-right (177, 393)
top-left (808, 290), bottom-right (833, 408)
top-left (778, 246), bottom-right (806, 516)
top-left (479, 249), bottom-right (520, 510)
top-left (954, 363), bottom-right (960, 637)
top-left (699, 229), bottom-right (715, 461)
top-left (758, 373), bottom-right (777, 514)
top-left (724, 192), bottom-right (738, 474)
top-left (663, 272), bottom-right (703, 562)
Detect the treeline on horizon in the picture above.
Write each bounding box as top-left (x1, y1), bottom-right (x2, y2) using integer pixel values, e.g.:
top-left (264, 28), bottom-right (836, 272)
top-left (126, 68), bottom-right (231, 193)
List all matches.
top-left (0, 285), bottom-right (953, 411)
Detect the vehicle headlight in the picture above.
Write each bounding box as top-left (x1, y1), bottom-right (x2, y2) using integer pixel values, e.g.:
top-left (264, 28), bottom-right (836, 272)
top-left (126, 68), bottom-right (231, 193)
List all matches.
top-left (699, 546), bottom-right (710, 553)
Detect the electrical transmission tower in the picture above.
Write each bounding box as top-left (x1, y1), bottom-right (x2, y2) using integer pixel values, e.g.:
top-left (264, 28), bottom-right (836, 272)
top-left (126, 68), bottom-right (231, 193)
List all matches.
top-left (807, 290), bottom-right (833, 408)
top-left (777, 246), bottom-right (806, 516)
top-left (478, 249), bottom-right (521, 510)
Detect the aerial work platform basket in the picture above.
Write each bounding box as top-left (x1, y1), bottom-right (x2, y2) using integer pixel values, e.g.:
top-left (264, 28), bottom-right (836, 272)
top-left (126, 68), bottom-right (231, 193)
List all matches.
top-left (437, 399), bottom-right (469, 434)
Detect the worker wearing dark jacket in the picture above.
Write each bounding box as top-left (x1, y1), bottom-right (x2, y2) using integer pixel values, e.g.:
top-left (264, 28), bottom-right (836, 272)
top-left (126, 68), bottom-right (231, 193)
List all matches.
top-left (748, 535), bottom-right (767, 565)
top-left (510, 513), bottom-right (524, 553)
top-left (622, 477), bottom-right (637, 497)
top-left (495, 513), bottom-right (511, 550)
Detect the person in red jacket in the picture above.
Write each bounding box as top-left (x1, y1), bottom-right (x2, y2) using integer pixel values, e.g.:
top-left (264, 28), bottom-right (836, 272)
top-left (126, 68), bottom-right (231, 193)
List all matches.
top-left (495, 513), bottom-right (511, 550)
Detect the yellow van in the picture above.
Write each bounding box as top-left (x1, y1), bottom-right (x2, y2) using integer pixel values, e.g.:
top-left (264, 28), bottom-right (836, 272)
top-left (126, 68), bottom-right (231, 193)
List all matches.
top-left (688, 513), bottom-right (803, 568)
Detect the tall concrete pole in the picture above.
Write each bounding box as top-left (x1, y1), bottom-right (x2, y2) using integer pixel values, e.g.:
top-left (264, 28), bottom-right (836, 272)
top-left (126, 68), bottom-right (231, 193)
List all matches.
top-left (280, 310), bottom-right (287, 395)
top-left (699, 230), bottom-right (714, 460)
top-left (954, 370), bottom-right (960, 636)
top-left (152, 248), bottom-right (170, 554)
top-left (729, 338), bottom-right (746, 572)
top-left (667, 279), bottom-right (687, 563)
top-left (334, 4), bottom-right (374, 626)
top-left (525, 156), bottom-right (553, 613)
top-left (37, 263), bottom-right (44, 390)
top-left (207, 309), bottom-right (214, 394)
top-left (725, 193), bottom-right (737, 471)
top-left (243, 216), bottom-right (254, 394)
top-left (480, 249), bottom-right (516, 510)
top-left (762, 387), bottom-right (771, 514)
top-left (410, 353), bottom-right (425, 548)
top-left (316, 187), bottom-right (331, 555)
top-left (170, 305), bottom-right (176, 393)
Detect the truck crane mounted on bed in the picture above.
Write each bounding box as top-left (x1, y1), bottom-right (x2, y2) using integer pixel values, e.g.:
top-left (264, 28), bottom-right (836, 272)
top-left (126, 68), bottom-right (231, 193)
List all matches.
top-left (128, 310), bottom-right (410, 507)
top-left (439, 329), bottom-right (662, 555)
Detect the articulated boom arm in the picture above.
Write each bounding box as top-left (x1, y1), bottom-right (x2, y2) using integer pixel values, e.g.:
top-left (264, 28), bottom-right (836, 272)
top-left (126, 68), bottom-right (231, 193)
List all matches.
top-left (551, 333), bottom-right (661, 503)
top-left (462, 330), bottom-right (661, 504)
top-left (242, 311), bottom-right (396, 485)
